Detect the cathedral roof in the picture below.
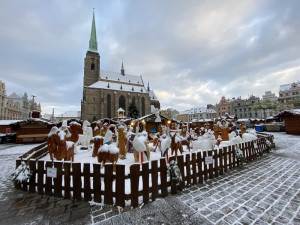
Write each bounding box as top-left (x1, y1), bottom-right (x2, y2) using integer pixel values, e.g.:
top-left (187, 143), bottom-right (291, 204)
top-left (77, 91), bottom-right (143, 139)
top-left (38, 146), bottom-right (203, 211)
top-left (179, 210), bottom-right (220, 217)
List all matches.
top-left (100, 69), bottom-right (144, 86)
top-left (149, 90), bottom-right (159, 101)
top-left (89, 80), bottom-right (148, 93)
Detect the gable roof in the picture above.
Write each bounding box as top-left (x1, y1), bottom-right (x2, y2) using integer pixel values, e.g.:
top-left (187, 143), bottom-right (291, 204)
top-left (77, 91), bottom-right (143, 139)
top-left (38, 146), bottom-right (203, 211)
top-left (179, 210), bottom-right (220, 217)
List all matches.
top-left (99, 69), bottom-right (144, 86)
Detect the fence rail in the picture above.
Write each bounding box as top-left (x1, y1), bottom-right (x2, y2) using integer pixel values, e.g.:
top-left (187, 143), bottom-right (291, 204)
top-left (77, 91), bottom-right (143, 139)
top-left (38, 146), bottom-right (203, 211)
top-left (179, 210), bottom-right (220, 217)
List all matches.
top-left (15, 134), bottom-right (274, 207)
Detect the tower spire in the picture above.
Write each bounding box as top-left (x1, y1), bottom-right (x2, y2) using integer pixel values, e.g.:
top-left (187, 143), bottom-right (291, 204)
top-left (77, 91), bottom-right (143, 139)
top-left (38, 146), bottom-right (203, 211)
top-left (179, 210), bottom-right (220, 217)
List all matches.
top-left (89, 9), bottom-right (98, 52)
top-left (121, 58), bottom-right (125, 75)
top-left (147, 80), bottom-right (150, 92)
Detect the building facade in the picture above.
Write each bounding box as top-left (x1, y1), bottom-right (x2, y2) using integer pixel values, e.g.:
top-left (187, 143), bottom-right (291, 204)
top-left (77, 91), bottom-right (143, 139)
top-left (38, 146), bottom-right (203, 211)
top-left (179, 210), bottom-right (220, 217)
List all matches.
top-left (0, 80), bottom-right (6, 120)
top-left (232, 95), bottom-right (263, 119)
top-left (160, 108), bottom-right (179, 120)
top-left (81, 12), bottom-right (159, 121)
top-left (279, 81), bottom-right (300, 103)
top-left (177, 107), bottom-right (216, 122)
top-left (216, 96), bottom-right (233, 117)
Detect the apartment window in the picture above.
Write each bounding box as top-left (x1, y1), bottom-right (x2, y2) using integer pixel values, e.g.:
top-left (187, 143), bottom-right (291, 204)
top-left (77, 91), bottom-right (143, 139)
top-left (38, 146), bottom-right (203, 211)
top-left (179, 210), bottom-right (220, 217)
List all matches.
top-left (286, 93), bottom-right (289, 96)
top-left (280, 94), bottom-right (283, 97)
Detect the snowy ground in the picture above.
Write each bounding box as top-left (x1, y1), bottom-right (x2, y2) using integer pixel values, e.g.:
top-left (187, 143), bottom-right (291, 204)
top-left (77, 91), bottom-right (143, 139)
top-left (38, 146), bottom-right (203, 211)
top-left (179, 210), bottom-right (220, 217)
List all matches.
top-left (0, 132), bottom-right (299, 224)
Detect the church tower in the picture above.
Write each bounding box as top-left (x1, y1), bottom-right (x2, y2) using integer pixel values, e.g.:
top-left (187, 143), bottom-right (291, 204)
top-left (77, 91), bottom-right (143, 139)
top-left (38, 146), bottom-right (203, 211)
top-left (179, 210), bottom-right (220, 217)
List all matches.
top-left (83, 11), bottom-right (100, 87)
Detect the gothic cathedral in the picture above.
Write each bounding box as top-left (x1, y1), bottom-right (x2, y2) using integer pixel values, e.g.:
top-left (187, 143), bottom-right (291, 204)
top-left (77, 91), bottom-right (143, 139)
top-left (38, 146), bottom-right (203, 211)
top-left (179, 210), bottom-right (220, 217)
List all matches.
top-left (81, 12), bottom-right (160, 121)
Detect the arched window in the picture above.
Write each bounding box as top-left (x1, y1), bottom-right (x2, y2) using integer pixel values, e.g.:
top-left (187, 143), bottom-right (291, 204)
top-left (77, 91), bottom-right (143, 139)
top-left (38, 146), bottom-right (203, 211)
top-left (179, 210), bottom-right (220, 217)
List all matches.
top-left (107, 94), bottom-right (111, 118)
top-left (141, 97), bottom-right (145, 116)
top-left (91, 63), bottom-right (95, 70)
top-left (119, 95), bottom-right (126, 112)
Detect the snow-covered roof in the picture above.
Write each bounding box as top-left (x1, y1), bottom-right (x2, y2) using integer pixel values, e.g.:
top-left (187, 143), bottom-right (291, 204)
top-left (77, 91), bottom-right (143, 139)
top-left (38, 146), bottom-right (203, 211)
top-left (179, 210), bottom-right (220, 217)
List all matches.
top-left (0, 120), bottom-right (22, 126)
top-left (56, 111), bottom-right (81, 118)
top-left (89, 80), bottom-right (148, 93)
top-left (279, 81), bottom-right (300, 91)
top-left (179, 107), bottom-right (216, 115)
top-left (149, 90), bottom-right (158, 101)
top-left (100, 69), bottom-right (143, 86)
top-left (276, 109), bottom-right (300, 117)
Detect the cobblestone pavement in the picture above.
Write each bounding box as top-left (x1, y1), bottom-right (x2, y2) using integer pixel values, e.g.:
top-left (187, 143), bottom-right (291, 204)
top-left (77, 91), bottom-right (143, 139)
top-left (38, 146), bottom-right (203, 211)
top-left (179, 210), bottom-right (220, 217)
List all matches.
top-left (0, 133), bottom-right (299, 224)
top-left (0, 152), bottom-right (91, 224)
top-left (93, 133), bottom-right (300, 225)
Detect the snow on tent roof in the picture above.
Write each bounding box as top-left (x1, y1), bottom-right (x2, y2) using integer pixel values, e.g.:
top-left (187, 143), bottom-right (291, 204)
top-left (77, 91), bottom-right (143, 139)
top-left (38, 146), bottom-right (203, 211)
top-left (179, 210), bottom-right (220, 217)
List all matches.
top-left (179, 107), bottom-right (216, 115)
top-left (279, 81), bottom-right (300, 91)
top-left (89, 80), bottom-right (147, 93)
top-left (99, 69), bottom-right (143, 85)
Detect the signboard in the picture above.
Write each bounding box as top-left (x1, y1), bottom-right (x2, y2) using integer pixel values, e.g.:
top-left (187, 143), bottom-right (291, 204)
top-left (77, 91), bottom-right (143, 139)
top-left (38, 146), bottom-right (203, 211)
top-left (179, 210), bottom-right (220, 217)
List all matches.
top-left (47, 167), bottom-right (57, 178)
top-left (205, 156), bottom-right (213, 164)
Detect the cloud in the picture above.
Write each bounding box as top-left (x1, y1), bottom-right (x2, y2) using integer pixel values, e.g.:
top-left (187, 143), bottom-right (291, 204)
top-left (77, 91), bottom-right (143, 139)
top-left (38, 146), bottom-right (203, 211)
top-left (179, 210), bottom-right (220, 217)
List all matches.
top-left (0, 0), bottom-right (300, 114)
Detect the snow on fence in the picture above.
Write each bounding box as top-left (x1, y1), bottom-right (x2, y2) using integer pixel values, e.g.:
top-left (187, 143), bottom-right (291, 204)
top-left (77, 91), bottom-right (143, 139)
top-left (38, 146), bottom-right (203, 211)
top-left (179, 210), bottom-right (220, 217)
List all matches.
top-left (15, 134), bottom-right (274, 208)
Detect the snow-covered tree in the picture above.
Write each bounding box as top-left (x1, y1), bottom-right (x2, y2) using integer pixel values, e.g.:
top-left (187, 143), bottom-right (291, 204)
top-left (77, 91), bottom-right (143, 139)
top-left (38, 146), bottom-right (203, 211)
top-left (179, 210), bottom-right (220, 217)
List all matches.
top-left (127, 98), bottom-right (139, 119)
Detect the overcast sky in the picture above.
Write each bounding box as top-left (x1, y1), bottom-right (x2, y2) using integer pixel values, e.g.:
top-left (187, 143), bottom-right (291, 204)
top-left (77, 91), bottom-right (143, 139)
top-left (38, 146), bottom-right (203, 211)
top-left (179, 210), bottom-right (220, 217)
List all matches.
top-left (1, 0), bottom-right (299, 114)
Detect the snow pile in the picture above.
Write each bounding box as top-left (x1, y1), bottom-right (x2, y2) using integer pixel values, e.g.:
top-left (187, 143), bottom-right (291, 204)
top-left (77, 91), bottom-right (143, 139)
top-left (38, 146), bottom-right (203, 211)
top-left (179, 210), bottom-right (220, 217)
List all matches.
top-left (242, 133), bottom-right (257, 142)
top-left (11, 161), bottom-right (32, 185)
top-left (98, 144), bottom-right (119, 154)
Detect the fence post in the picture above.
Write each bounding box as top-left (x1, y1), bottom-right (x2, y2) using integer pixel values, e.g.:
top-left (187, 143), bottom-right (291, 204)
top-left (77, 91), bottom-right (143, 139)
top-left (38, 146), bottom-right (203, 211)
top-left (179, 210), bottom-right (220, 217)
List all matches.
top-left (37, 160), bottom-right (44, 194)
top-left (197, 152), bottom-right (203, 183)
top-left (83, 163), bottom-right (92, 201)
top-left (45, 161), bottom-right (53, 195)
top-left (130, 164), bottom-right (140, 207)
top-left (186, 154), bottom-right (192, 186)
top-left (104, 164), bottom-right (113, 205)
top-left (203, 151), bottom-right (208, 181)
top-left (223, 147), bottom-right (228, 173)
top-left (208, 150), bottom-right (214, 179)
top-left (116, 164), bottom-right (125, 207)
top-left (142, 162), bottom-right (149, 204)
top-left (219, 148), bottom-right (223, 175)
top-left (93, 164), bottom-right (101, 203)
top-left (151, 160), bottom-right (158, 201)
top-left (228, 146), bottom-right (232, 170)
top-left (64, 162), bottom-right (71, 199)
top-left (177, 155), bottom-right (185, 189)
top-left (54, 162), bottom-right (62, 197)
top-left (213, 150), bottom-right (218, 177)
top-left (73, 163), bottom-right (82, 201)
top-left (191, 153), bottom-right (197, 185)
top-left (160, 158), bottom-right (168, 197)
top-left (29, 160), bottom-right (36, 193)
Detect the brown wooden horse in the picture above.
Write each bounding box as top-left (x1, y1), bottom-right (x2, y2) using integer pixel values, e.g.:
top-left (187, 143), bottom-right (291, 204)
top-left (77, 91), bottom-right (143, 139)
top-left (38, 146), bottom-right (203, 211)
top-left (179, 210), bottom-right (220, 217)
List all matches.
top-left (90, 136), bottom-right (104, 157)
top-left (170, 132), bottom-right (183, 158)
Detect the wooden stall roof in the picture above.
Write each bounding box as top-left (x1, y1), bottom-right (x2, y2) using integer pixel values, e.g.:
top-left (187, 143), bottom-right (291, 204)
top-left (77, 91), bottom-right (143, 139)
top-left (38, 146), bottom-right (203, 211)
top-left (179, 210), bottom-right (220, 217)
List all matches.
top-left (10, 119), bottom-right (55, 131)
top-left (276, 109), bottom-right (300, 118)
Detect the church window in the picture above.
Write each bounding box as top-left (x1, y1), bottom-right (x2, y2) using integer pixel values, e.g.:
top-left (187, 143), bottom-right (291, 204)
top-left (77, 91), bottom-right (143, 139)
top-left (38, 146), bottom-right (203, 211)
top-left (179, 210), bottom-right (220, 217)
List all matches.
top-left (91, 63), bottom-right (95, 70)
top-left (107, 94), bottom-right (111, 118)
top-left (119, 95), bottom-right (126, 111)
top-left (142, 97), bottom-right (145, 116)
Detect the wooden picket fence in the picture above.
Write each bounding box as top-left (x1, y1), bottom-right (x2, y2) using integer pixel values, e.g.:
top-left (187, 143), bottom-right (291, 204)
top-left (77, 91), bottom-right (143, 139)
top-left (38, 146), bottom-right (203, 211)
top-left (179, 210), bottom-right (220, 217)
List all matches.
top-left (15, 134), bottom-right (274, 207)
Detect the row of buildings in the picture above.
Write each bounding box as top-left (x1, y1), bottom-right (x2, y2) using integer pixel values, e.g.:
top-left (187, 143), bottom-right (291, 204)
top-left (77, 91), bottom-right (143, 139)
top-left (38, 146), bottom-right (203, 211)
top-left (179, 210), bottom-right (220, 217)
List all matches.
top-left (0, 80), bottom-right (42, 120)
top-left (169, 81), bottom-right (300, 122)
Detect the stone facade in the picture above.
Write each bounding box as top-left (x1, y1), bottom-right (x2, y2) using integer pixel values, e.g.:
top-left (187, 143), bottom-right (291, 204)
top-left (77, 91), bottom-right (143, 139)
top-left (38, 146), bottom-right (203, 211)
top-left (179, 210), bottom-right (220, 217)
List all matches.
top-left (81, 13), bottom-right (159, 121)
top-left (232, 95), bottom-right (263, 119)
top-left (0, 80), bottom-right (6, 120)
top-left (216, 96), bottom-right (232, 116)
top-left (262, 90), bottom-right (278, 102)
top-left (279, 81), bottom-right (300, 103)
